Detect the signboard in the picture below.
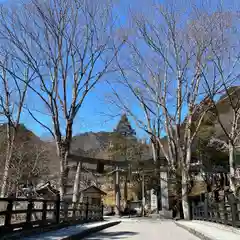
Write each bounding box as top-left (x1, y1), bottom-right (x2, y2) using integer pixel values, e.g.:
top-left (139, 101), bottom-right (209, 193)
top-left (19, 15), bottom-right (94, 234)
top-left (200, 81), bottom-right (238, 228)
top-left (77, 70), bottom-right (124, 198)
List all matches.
top-left (150, 189), bottom-right (158, 211)
top-left (160, 171), bottom-right (169, 210)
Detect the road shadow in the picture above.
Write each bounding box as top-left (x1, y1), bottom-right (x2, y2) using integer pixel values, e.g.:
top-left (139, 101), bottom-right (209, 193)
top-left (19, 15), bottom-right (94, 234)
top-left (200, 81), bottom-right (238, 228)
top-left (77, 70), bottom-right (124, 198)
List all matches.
top-left (84, 231), bottom-right (139, 239)
top-left (22, 224), bottom-right (101, 240)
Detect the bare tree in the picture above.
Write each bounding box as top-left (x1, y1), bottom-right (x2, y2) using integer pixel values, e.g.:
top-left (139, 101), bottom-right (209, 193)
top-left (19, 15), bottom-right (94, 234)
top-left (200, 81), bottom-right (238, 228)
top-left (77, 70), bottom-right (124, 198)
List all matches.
top-left (8, 142), bottom-right (49, 197)
top-left (200, 7), bottom-right (240, 194)
top-left (0, 54), bottom-right (31, 197)
top-left (0, 0), bottom-right (125, 199)
top-left (108, 3), bottom-right (232, 219)
top-left (204, 86), bottom-right (240, 194)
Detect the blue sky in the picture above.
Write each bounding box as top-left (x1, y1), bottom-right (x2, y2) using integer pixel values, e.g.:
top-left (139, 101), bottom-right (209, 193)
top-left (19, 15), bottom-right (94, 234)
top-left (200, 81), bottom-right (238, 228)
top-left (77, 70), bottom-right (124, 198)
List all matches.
top-left (1, 0), bottom-right (239, 140)
top-left (9, 0), bottom-right (147, 139)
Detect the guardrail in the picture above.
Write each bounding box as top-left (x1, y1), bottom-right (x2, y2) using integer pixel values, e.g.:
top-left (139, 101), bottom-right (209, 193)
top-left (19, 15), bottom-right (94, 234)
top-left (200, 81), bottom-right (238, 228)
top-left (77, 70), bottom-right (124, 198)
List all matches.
top-left (0, 195), bottom-right (103, 235)
top-left (192, 193), bottom-right (240, 228)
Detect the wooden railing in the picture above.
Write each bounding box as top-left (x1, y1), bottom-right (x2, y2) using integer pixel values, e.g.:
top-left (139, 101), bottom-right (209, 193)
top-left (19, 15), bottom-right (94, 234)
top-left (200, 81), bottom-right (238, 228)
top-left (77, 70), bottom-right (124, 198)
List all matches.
top-left (192, 193), bottom-right (240, 228)
top-left (0, 195), bottom-right (103, 235)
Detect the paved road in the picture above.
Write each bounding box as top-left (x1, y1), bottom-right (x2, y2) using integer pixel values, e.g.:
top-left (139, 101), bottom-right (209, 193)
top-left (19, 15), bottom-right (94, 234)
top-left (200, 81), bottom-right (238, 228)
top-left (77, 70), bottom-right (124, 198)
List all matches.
top-left (83, 219), bottom-right (200, 240)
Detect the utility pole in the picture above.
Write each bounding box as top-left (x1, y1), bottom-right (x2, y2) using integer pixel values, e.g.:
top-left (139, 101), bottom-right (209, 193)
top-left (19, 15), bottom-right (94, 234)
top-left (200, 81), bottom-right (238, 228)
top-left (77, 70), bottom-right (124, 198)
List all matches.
top-left (115, 166), bottom-right (121, 216)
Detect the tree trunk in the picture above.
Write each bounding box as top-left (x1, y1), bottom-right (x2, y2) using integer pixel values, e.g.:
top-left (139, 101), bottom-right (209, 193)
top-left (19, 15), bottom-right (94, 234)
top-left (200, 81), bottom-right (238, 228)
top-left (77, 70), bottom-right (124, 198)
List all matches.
top-left (141, 172), bottom-right (145, 217)
top-left (1, 155), bottom-right (12, 197)
top-left (57, 142), bottom-right (69, 200)
top-left (151, 141), bottom-right (157, 164)
top-left (59, 161), bottom-right (65, 200)
top-left (175, 172), bottom-right (183, 219)
top-left (181, 168), bottom-right (190, 220)
top-left (229, 143), bottom-right (236, 194)
top-left (152, 140), bottom-right (161, 210)
top-left (72, 161), bottom-right (82, 203)
top-left (1, 128), bottom-right (14, 198)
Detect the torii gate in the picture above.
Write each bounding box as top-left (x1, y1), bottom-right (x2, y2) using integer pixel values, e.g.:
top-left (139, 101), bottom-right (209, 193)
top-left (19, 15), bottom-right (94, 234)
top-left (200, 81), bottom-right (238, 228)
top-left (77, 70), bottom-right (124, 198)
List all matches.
top-left (68, 154), bottom-right (170, 216)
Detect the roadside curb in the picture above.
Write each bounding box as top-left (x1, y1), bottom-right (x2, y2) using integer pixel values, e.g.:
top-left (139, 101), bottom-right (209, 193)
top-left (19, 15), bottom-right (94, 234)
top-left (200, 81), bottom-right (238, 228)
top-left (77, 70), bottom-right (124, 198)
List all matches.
top-left (61, 220), bottom-right (121, 240)
top-left (174, 221), bottom-right (215, 240)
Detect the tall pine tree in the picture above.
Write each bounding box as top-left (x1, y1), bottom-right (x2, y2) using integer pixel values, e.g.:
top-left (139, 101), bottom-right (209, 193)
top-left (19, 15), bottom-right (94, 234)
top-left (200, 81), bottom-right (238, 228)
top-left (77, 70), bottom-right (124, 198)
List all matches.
top-left (114, 114), bottom-right (136, 139)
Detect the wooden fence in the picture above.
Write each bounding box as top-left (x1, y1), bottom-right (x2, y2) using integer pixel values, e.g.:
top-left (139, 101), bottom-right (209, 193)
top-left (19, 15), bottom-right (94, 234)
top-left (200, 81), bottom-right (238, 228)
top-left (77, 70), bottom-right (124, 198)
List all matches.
top-left (0, 195), bottom-right (103, 235)
top-left (192, 193), bottom-right (240, 228)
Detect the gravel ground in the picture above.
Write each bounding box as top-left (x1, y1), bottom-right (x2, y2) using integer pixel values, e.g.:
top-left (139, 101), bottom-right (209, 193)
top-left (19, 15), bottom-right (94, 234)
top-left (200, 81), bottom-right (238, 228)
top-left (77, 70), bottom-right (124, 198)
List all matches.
top-left (83, 219), bottom-right (200, 240)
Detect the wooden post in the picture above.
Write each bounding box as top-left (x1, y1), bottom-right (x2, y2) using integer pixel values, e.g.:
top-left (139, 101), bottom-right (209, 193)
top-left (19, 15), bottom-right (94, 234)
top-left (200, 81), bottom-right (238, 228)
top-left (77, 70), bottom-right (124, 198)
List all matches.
top-left (79, 202), bottom-right (83, 220)
top-left (72, 202), bottom-right (76, 220)
top-left (4, 199), bottom-right (13, 231)
top-left (220, 201), bottom-right (228, 225)
top-left (25, 199), bottom-right (34, 229)
top-left (115, 166), bottom-right (120, 216)
top-left (85, 197), bottom-right (89, 221)
top-left (76, 203), bottom-right (80, 220)
top-left (191, 201), bottom-right (195, 220)
top-left (216, 203), bottom-right (221, 223)
top-left (42, 201), bottom-right (47, 224)
top-left (63, 201), bottom-right (69, 221)
top-left (229, 194), bottom-right (238, 227)
top-left (204, 193), bottom-right (209, 221)
top-left (55, 193), bottom-right (60, 224)
top-left (101, 202), bottom-right (104, 220)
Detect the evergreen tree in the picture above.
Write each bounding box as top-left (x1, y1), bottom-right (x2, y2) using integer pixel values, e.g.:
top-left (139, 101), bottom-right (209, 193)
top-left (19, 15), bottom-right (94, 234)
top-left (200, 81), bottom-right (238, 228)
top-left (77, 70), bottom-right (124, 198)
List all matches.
top-left (114, 114), bottom-right (136, 139)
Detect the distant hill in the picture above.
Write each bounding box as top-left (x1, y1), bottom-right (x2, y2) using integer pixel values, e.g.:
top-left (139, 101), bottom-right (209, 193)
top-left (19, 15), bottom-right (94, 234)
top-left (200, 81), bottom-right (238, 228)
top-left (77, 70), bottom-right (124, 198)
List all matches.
top-left (193, 86), bottom-right (240, 149)
top-left (71, 131), bottom-right (114, 159)
top-left (0, 124), bottom-right (42, 145)
top-left (0, 124), bottom-right (57, 187)
top-left (71, 131), bottom-right (112, 155)
top-left (70, 114), bottom-right (151, 161)
top-left (158, 86), bottom-right (240, 161)
top-left (212, 86), bottom-right (240, 142)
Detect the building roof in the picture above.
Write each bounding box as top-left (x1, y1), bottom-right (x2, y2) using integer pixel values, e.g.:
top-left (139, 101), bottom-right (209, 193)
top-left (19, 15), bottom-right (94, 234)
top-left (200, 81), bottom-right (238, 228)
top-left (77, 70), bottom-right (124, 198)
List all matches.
top-left (189, 181), bottom-right (207, 197)
top-left (80, 185), bottom-right (107, 195)
top-left (35, 181), bottom-right (59, 195)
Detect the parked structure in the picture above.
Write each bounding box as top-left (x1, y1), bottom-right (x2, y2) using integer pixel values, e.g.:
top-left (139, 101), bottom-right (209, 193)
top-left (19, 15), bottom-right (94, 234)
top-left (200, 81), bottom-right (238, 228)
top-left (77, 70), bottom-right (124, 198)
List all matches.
top-left (80, 185), bottom-right (106, 205)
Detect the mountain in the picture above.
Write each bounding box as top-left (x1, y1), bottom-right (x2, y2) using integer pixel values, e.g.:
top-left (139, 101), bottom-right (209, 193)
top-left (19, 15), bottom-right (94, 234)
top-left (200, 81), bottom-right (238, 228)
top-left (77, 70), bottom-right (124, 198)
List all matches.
top-left (158, 86), bottom-right (240, 163)
top-left (70, 115), bottom-right (151, 161)
top-left (0, 124), bottom-right (57, 188)
top-left (193, 86), bottom-right (240, 148)
top-left (212, 86), bottom-right (240, 141)
top-left (0, 124), bottom-right (42, 145)
top-left (71, 131), bottom-right (114, 158)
